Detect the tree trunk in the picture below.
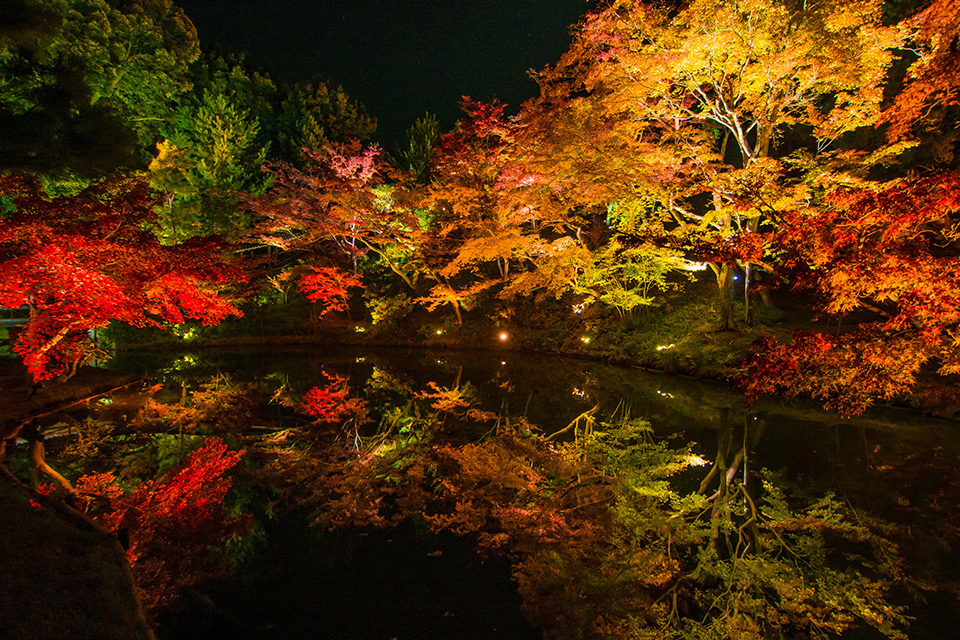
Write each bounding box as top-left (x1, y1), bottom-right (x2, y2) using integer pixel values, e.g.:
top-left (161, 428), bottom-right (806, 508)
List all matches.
top-left (715, 263), bottom-right (735, 330)
top-left (23, 424), bottom-right (77, 495)
top-left (743, 263), bottom-right (753, 324)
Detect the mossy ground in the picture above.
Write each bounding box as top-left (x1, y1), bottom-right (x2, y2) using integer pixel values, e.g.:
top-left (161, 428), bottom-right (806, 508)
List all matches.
top-left (0, 481), bottom-right (150, 640)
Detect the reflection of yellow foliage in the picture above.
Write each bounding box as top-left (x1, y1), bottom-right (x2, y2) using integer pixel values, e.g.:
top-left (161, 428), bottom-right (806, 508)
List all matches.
top-left (416, 381), bottom-right (472, 413)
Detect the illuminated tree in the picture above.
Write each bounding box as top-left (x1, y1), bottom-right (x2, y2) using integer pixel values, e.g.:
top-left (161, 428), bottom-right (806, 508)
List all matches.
top-left (298, 266), bottom-right (363, 316)
top-left (881, 0), bottom-right (960, 142)
top-left (0, 174), bottom-right (244, 381)
top-left (513, 0), bottom-right (901, 327)
top-left (743, 171), bottom-right (960, 414)
top-left (0, 0), bottom-right (199, 173)
top-left (151, 88), bottom-right (269, 242)
top-left (249, 141), bottom-right (424, 291)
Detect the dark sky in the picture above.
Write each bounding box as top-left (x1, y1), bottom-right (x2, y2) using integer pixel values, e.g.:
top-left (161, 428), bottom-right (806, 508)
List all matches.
top-left (176, 0), bottom-right (590, 146)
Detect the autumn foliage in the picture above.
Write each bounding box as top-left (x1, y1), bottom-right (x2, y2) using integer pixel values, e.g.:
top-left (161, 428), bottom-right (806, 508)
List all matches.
top-left (79, 438), bottom-right (248, 613)
top-left (298, 266), bottom-right (362, 316)
top-left (298, 383), bottom-right (906, 640)
top-left (0, 174), bottom-right (244, 380)
top-left (302, 372), bottom-right (367, 425)
top-left (743, 172), bottom-right (960, 414)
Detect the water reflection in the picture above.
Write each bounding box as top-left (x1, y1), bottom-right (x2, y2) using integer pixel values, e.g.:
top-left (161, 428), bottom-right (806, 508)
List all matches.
top-left (104, 346), bottom-right (960, 639)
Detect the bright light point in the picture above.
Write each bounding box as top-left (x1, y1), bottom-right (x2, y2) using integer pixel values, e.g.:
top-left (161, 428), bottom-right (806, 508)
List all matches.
top-left (499, 331), bottom-right (509, 341)
top-left (572, 387), bottom-right (586, 397)
top-left (680, 260), bottom-right (709, 271)
top-left (581, 336), bottom-right (591, 344)
top-left (354, 325), bottom-right (366, 333)
top-left (500, 361), bottom-right (506, 365)
top-left (685, 454), bottom-right (710, 467)
top-left (656, 343), bottom-right (676, 351)
top-left (435, 329), bottom-right (444, 335)
top-left (733, 275), bottom-right (740, 281)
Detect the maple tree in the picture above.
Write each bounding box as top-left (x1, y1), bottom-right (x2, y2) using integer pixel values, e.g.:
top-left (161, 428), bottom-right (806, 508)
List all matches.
top-left (742, 171), bottom-right (960, 414)
top-left (420, 99), bottom-right (638, 316)
top-left (248, 141), bottom-right (424, 292)
top-left (297, 266), bottom-right (363, 316)
top-left (0, 174), bottom-right (244, 380)
top-left (506, 0), bottom-right (902, 328)
top-left (881, 0), bottom-right (960, 142)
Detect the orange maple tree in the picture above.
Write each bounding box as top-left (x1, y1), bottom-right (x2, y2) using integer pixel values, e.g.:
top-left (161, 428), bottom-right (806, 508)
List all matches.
top-left (743, 172), bottom-right (960, 414)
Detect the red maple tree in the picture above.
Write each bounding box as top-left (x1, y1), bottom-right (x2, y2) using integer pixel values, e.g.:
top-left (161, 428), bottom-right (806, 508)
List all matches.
top-left (742, 172), bottom-right (960, 414)
top-left (0, 174), bottom-right (244, 380)
top-left (298, 266), bottom-right (362, 316)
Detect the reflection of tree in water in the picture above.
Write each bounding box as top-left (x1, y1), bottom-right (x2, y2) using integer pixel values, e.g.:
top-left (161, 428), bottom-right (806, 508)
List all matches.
top-left (287, 380), bottom-right (908, 640)
top-left (68, 350), bottom-right (960, 636)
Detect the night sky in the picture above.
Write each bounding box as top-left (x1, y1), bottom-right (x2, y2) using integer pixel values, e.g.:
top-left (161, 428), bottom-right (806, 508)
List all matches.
top-left (176, 0), bottom-right (590, 146)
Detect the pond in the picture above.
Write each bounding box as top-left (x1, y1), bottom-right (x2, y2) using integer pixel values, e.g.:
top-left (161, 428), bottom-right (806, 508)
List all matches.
top-left (106, 346), bottom-right (960, 640)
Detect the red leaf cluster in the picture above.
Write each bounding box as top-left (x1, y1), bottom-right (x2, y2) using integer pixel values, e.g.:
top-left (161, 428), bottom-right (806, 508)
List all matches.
top-left (297, 266), bottom-right (362, 315)
top-left (743, 172), bottom-right (960, 413)
top-left (0, 175), bottom-right (244, 379)
top-left (80, 438), bottom-right (248, 612)
top-left (302, 372), bottom-right (367, 425)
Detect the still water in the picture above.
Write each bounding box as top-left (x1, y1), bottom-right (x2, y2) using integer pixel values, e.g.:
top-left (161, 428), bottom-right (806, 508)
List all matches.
top-left (110, 346), bottom-right (960, 639)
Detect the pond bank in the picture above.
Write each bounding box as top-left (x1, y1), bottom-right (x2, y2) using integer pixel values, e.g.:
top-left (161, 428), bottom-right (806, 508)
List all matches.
top-left (115, 322), bottom-right (960, 422)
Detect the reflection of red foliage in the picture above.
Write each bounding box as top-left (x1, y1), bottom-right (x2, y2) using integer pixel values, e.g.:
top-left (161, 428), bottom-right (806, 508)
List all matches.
top-left (76, 472), bottom-right (124, 504)
top-left (740, 332), bottom-right (930, 416)
top-left (302, 373), bottom-right (366, 424)
top-left (298, 266), bottom-right (362, 316)
top-left (80, 438), bottom-right (248, 613)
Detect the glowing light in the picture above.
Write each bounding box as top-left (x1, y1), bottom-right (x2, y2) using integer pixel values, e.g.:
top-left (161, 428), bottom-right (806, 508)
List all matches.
top-left (571, 303), bottom-right (586, 315)
top-left (435, 328), bottom-right (444, 335)
top-left (572, 387), bottom-right (586, 397)
top-left (500, 361), bottom-right (507, 365)
top-left (580, 336), bottom-right (591, 344)
top-left (685, 454), bottom-right (710, 467)
top-left (498, 331), bottom-right (509, 341)
top-left (680, 260), bottom-right (709, 271)
top-left (354, 325), bottom-right (366, 333)
top-left (656, 343), bottom-right (676, 351)
top-left (355, 357), bottom-right (366, 363)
